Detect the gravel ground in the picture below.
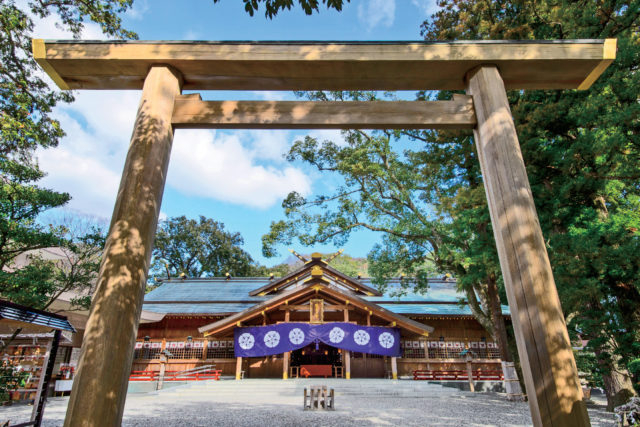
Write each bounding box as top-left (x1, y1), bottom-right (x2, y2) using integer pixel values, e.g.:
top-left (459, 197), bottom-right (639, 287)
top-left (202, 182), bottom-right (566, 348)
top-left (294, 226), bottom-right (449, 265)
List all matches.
top-left (0, 381), bottom-right (616, 426)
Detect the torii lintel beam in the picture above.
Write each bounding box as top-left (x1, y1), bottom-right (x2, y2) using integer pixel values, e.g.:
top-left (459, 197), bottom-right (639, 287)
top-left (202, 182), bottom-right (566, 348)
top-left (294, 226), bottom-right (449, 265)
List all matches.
top-left (33, 39), bottom-right (616, 91)
top-left (171, 94), bottom-right (476, 129)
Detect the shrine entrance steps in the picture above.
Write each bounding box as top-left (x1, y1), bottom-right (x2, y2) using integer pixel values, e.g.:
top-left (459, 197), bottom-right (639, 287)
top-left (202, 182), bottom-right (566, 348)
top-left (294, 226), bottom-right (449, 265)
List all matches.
top-left (153, 378), bottom-right (459, 399)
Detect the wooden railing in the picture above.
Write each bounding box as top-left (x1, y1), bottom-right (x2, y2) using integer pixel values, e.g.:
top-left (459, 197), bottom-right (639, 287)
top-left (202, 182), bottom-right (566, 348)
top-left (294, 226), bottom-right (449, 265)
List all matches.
top-left (129, 368), bottom-right (222, 382)
top-left (402, 339), bottom-right (502, 359)
top-left (133, 338), bottom-right (235, 360)
top-left (412, 369), bottom-right (504, 381)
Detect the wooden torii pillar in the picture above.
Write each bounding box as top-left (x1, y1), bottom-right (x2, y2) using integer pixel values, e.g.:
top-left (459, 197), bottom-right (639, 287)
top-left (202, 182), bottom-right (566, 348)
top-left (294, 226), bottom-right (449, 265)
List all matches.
top-left (33, 39), bottom-right (616, 427)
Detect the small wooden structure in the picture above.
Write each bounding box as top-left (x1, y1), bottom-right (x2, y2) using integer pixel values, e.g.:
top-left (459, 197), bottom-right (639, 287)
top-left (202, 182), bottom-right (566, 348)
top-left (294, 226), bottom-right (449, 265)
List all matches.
top-left (304, 385), bottom-right (334, 411)
top-left (32, 38), bottom-right (617, 427)
top-left (0, 300), bottom-right (75, 427)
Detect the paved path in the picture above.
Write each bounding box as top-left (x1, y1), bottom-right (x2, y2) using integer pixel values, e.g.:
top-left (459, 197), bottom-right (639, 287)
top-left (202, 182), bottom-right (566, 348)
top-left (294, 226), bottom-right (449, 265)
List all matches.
top-left (0, 379), bottom-right (616, 426)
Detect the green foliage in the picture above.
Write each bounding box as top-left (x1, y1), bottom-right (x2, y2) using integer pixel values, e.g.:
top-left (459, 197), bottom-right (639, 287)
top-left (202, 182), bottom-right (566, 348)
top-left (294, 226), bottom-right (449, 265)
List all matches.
top-left (0, 215), bottom-right (106, 310)
top-left (260, 90), bottom-right (499, 333)
top-left (212, 0), bottom-right (349, 19)
top-left (262, 1), bottom-right (640, 393)
top-left (0, 163), bottom-right (70, 271)
top-left (251, 262), bottom-right (293, 277)
top-left (575, 350), bottom-right (604, 389)
top-left (425, 0), bottom-right (640, 399)
top-left (0, 0), bottom-right (131, 311)
top-left (0, 360), bottom-right (28, 402)
top-left (150, 216), bottom-right (259, 279)
top-left (0, 0), bottom-right (125, 400)
top-left (1, 0), bottom-right (136, 169)
top-left (324, 252), bottom-right (367, 277)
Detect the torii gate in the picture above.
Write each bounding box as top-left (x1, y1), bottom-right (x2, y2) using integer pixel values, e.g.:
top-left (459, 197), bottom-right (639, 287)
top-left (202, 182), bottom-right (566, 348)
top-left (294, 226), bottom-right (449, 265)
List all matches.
top-left (33, 39), bottom-right (616, 427)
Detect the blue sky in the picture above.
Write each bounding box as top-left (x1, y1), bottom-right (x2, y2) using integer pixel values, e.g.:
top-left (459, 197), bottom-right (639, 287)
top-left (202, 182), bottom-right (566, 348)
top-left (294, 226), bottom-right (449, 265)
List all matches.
top-left (32, 0), bottom-right (439, 266)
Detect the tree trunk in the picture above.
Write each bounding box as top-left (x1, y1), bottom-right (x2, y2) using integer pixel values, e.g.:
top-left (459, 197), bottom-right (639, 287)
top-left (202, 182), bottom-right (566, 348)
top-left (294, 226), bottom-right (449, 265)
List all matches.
top-left (596, 344), bottom-right (637, 411)
top-left (487, 275), bottom-right (511, 362)
top-left (487, 275), bottom-right (525, 401)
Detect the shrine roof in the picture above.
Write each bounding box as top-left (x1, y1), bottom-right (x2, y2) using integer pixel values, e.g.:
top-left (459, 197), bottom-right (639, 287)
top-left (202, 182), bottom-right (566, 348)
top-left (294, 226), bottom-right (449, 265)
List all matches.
top-left (142, 276), bottom-right (510, 317)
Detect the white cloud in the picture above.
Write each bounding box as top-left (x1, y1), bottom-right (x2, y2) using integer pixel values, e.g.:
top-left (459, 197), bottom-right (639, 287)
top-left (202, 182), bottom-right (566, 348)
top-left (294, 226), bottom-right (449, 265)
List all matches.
top-left (250, 91), bottom-right (291, 101)
top-left (243, 130), bottom-right (292, 163)
top-left (37, 90), bottom-right (140, 218)
top-left (411, 0), bottom-right (440, 17)
top-left (30, 9), bottom-right (106, 40)
top-left (38, 92), bottom-right (313, 216)
top-left (28, 3), bottom-right (313, 217)
top-left (357, 0), bottom-right (396, 31)
top-left (168, 130), bottom-right (312, 209)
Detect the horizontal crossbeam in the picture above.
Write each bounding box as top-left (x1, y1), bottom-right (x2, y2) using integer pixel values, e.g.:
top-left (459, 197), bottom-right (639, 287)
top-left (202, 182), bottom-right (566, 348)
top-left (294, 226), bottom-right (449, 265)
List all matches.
top-left (32, 39), bottom-right (616, 91)
top-left (279, 304), bottom-right (354, 311)
top-left (171, 95), bottom-right (476, 129)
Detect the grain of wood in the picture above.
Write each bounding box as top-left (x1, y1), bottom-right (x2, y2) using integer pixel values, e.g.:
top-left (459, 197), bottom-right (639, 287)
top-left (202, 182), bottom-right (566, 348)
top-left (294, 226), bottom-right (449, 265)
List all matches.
top-left (171, 98), bottom-right (476, 130)
top-left (32, 39), bottom-right (615, 91)
top-left (63, 65), bottom-right (182, 427)
top-left (466, 66), bottom-right (589, 427)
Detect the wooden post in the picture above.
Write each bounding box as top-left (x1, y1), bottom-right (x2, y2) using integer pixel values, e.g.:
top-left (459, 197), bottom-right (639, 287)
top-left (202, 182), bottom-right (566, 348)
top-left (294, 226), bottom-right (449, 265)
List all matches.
top-left (391, 356), bottom-right (398, 380)
top-left (157, 355), bottom-right (167, 391)
top-left (236, 356), bottom-right (243, 380)
top-left (466, 358), bottom-right (475, 393)
top-left (202, 339), bottom-right (208, 360)
top-left (466, 65), bottom-right (589, 427)
top-left (64, 65), bottom-right (182, 427)
top-left (283, 351), bottom-right (290, 380)
top-left (344, 350), bottom-right (351, 380)
top-left (31, 330), bottom-right (61, 427)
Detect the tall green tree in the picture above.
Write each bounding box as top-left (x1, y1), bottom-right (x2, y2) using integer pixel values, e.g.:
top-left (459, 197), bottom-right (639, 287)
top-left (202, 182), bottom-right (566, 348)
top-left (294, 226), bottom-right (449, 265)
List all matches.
top-left (150, 216), bottom-right (259, 279)
top-left (0, 214), bottom-right (106, 310)
top-left (0, 0), bottom-right (135, 401)
top-left (421, 0), bottom-right (640, 410)
top-left (264, 0), bottom-right (640, 409)
top-left (1, 0), bottom-right (135, 269)
top-left (261, 91), bottom-right (516, 364)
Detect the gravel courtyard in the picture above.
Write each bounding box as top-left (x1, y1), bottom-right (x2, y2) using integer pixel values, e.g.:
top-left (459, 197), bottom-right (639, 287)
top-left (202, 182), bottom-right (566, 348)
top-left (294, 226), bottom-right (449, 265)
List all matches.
top-left (0, 379), bottom-right (616, 426)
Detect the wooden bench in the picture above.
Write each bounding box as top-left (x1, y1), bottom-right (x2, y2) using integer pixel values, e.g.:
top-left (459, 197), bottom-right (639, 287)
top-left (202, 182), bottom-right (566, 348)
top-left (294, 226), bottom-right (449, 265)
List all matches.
top-left (303, 385), bottom-right (335, 411)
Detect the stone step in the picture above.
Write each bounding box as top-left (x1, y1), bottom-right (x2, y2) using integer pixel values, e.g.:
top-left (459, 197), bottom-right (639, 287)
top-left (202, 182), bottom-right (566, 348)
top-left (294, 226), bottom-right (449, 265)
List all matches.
top-left (156, 379), bottom-right (457, 398)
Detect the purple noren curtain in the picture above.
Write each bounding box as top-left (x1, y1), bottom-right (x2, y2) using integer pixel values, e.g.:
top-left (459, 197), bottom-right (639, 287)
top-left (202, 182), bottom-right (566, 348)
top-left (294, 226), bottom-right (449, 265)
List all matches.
top-left (234, 322), bottom-right (401, 357)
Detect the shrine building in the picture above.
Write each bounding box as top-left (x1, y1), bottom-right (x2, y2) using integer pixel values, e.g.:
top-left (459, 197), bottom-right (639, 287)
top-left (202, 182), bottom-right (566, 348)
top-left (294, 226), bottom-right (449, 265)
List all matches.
top-left (134, 252), bottom-right (508, 381)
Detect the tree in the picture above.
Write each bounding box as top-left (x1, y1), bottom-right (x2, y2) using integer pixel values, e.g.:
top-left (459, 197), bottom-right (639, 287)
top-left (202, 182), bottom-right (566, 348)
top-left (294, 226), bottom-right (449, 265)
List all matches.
top-left (421, 0), bottom-right (640, 410)
top-left (1, 0), bottom-right (135, 304)
top-left (0, 214), bottom-right (106, 310)
top-left (211, 0), bottom-right (349, 19)
top-left (263, 0), bottom-right (640, 409)
top-left (1, 0), bottom-right (135, 167)
top-left (0, 0), bottom-right (135, 402)
top-left (323, 252), bottom-right (368, 277)
top-left (150, 216), bottom-right (259, 279)
top-left (260, 90), bottom-right (518, 375)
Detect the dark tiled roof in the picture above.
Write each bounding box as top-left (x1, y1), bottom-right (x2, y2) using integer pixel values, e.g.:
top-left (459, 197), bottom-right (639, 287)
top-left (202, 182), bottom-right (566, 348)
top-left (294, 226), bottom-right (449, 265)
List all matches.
top-left (146, 278), bottom-right (268, 303)
top-left (0, 300), bottom-right (76, 332)
top-left (143, 277), bottom-right (510, 316)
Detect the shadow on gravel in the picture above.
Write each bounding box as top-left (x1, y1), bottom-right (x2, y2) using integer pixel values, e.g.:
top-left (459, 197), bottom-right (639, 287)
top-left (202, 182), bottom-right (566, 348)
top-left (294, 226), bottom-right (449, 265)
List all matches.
top-left (0, 392), bottom-right (617, 427)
